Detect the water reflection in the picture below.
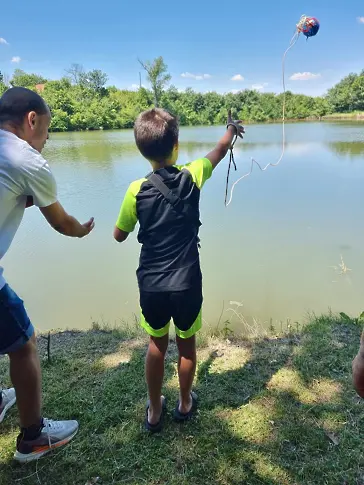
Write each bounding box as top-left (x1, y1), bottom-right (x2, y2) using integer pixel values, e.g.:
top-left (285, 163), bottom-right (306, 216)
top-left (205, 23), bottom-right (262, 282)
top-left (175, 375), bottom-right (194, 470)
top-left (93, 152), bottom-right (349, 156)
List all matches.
top-left (3, 122), bottom-right (364, 332)
top-left (328, 141), bottom-right (364, 159)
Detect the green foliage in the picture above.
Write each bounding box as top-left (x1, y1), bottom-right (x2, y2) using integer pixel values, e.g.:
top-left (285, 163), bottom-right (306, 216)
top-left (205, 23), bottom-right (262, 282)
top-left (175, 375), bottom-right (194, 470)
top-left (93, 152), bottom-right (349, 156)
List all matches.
top-left (79, 69), bottom-right (108, 95)
top-left (326, 71), bottom-right (364, 112)
top-left (0, 71), bottom-right (6, 96)
top-left (10, 69), bottom-right (47, 88)
top-left (139, 56), bottom-right (171, 107)
top-left (339, 311), bottom-right (364, 326)
top-left (2, 63), bottom-right (364, 131)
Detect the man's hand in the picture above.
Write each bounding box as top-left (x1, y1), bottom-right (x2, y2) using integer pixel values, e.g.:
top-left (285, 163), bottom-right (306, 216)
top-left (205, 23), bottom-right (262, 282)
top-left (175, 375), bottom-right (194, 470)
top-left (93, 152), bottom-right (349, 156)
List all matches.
top-left (227, 109), bottom-right (245, 139)
top-left (81, 217), bottom-right (95, 238)
top-left (40, 201), bottom-right (95, 238)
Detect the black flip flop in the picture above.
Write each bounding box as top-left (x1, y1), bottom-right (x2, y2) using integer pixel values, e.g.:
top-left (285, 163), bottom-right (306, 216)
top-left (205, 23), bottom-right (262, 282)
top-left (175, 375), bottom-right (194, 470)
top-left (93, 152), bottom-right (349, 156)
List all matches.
top-left (173, 392), bottom-right (198, 422)
top-left (145, 396), bottom-right (167, 433)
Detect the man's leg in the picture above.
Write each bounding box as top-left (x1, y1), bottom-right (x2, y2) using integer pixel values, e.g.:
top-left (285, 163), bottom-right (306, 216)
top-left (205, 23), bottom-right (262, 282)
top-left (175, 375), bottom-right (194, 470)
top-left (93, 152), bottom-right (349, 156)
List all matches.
top-left (0, 284), bottom-right (79, 462)
top-left (8, 333), bottom-right (42, 429)
top-left (176, 335), bottom-right (197, 413)
top-left (353, 332), bottom-right (364, 397)
top-left (0, 388), bottom-right (17, 423)
top-left (145, 334), bottom-right (169, 424)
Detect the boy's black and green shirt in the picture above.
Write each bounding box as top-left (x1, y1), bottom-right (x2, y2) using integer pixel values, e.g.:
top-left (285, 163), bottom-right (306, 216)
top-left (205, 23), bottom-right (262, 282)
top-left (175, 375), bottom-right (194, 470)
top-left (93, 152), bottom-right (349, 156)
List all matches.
top-left (115, 158), bottom-right (212, 292)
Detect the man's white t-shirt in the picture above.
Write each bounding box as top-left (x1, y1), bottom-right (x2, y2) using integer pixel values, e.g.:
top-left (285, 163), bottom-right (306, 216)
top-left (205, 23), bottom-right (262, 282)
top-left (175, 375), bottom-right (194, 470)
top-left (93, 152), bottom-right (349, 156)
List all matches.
top-left (0, 129), bottom-right (57, 290)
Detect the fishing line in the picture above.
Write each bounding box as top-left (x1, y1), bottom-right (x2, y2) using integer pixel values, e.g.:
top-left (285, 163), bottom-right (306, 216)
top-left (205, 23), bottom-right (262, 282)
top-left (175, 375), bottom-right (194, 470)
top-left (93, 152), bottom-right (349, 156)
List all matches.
top-left (225, 15), bottom-right (320, 207)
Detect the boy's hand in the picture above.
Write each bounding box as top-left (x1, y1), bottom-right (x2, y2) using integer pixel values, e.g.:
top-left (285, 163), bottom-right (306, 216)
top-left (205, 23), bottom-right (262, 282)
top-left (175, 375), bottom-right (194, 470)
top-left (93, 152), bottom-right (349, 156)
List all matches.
top-left (205, 109), bottom-right (245, 170)
top-left (227, 109), bottom-right (245, 139)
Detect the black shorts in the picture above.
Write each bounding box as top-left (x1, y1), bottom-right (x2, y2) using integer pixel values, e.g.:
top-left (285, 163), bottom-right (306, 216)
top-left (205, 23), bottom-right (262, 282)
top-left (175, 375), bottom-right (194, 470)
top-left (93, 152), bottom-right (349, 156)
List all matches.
top-left (140, 285), bottom-right (203, 339)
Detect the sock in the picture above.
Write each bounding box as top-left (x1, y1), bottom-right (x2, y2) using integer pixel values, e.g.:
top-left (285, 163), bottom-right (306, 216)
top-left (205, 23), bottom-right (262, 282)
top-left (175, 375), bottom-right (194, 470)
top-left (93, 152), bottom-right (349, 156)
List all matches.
top-left (19, 418), bottom-right (44, 441)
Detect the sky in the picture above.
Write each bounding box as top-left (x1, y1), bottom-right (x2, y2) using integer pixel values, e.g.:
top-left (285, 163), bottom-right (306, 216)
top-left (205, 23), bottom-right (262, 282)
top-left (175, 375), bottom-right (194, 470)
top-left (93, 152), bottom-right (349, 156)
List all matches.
top-left (0, 0), bottom-right (363, 97)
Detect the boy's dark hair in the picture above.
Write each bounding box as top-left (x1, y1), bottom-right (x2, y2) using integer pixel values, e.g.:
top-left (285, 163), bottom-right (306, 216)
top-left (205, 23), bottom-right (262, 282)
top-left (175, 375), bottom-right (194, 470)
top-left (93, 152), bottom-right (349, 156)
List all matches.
top-left (0, 87), bottom-right (48, 127)
top-left (134, 108), bottom-right (179, 162)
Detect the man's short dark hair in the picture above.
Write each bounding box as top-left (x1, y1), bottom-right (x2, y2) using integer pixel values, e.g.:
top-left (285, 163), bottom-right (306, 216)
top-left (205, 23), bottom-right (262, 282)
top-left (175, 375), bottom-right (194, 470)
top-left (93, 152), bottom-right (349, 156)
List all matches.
top-left (0, 87), bottom-right (48, 127)
top-left (134, 108), bottom-right (179, 162)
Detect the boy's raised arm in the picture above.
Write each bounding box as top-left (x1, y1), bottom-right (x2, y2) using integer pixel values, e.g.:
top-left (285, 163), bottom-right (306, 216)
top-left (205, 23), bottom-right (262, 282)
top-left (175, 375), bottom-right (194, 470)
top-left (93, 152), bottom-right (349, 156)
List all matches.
top-left (205, 110), bottom-right (245, 170)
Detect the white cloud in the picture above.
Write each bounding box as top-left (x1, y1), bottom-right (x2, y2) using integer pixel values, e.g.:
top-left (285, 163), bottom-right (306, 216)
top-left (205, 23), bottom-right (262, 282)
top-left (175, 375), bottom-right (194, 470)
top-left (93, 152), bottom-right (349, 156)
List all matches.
top-left (252, 83), bottom-right (268, 91)
top-left (231, 74), bottom-right (244, 82)
top-left (11, 56), bottom-right (21, 63)
top-left (129, 83), bottom-right (147, 91)
top-left (181, 72), bottom-right (211, 81)
top-left (0, 38), bottom-right (9, 45)
top-left (289, 72), bottom-right (321, 81)
top-left (358, 17), bottom-right (364, 24)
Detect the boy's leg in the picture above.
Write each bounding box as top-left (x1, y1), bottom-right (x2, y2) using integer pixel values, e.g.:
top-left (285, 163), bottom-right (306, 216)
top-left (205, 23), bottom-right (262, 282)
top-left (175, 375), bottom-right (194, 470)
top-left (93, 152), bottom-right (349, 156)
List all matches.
top-left (176, 335), bottom-right (196, 413)
top-left (145, 334), bottom-right (169, 424)
top-left (140, 290), bottom-right (171, 425)
top-left (172, 283), bottom-right (203, 414)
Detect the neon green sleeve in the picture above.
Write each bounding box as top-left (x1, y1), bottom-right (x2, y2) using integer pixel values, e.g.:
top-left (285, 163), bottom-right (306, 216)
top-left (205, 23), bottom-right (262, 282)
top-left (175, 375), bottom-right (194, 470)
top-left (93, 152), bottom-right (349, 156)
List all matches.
top-left (182, 158), bottom-right (213, 189)
top-left (115, 179), bottom-right (144, 233)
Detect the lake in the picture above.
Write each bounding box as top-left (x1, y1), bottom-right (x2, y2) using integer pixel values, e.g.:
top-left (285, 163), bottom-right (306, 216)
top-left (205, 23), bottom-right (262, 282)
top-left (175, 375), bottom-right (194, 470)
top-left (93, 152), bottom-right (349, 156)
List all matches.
top-left (2, 121), bottom-right (364, 334)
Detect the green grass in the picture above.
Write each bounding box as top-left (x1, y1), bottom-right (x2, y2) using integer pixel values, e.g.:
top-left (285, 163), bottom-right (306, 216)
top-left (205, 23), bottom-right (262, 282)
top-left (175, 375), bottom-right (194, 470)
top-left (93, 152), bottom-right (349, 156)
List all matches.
top-left (322, 112), bottom-right (364, 120)
top-left (0, 315), bottom-right (363, 485)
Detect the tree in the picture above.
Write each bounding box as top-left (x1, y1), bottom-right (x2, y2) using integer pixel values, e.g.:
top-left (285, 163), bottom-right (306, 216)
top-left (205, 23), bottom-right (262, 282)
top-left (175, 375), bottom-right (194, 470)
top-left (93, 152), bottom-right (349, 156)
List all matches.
top-left (326, 73), bottom-right (359, 113)
top-left (139, 56), bottom-right (171, 107)
top-left (79, 69), bottom-right (108, 94)
top-left (351, 75), bottom-right (364, 111)
top-left (65, 63), bottom-right (85, 85)
top-left (10, 69), bottom-right (47, 88)
top-left (0, 71), bottom-right (6, 95)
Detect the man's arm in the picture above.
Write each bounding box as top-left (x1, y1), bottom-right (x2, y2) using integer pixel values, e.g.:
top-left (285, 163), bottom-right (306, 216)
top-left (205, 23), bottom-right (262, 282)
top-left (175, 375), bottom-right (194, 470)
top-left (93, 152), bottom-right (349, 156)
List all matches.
top-left (205, 110), bottom-right (245, 170)
top-left (40, 202), bottom-right (95, 238)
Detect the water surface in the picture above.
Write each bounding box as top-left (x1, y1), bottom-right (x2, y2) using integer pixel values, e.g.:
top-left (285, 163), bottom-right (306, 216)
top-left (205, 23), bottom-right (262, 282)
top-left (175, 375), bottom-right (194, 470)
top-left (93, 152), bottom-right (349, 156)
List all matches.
top-left (3, 122), bottom-right (364, 332)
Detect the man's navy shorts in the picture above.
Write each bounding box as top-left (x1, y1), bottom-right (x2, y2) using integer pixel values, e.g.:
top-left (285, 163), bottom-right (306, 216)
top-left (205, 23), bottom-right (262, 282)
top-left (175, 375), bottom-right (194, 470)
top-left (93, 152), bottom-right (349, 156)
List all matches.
top-left (0, 284), bottom-right (34, 355)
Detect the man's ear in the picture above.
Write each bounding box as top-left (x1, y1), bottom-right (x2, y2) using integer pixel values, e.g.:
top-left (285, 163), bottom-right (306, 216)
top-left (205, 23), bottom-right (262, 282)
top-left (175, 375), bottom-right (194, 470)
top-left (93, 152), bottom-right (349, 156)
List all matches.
top-left (27, 111), bottom-right (37, 130)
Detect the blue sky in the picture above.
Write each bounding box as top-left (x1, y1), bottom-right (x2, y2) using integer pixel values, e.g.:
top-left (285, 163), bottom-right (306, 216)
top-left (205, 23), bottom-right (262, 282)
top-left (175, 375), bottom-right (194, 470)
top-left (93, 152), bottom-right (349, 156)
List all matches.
top-left (0, 0), bottom-right (363, 96)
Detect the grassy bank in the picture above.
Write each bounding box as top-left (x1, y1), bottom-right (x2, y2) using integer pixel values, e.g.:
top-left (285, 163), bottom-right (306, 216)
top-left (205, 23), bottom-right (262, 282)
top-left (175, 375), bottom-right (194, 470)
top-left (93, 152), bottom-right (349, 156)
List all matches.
top-left (0, 315), bottom-right (363, 485)
top-left (322, 112), bottom-right (364, 120)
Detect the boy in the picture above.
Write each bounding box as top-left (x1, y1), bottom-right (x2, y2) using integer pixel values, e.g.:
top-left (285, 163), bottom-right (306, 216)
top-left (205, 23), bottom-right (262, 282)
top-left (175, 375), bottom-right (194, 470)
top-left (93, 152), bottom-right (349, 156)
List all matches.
top-left (113, 108), bottom-right (244, 432)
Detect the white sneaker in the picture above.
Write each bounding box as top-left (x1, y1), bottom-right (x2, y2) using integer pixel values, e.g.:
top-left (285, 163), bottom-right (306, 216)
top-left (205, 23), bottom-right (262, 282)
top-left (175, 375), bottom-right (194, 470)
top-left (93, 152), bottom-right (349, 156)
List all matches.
top-left (0, 388), bottom-right (16, 423)
top-left (14, 418), bottom-right (79, 463)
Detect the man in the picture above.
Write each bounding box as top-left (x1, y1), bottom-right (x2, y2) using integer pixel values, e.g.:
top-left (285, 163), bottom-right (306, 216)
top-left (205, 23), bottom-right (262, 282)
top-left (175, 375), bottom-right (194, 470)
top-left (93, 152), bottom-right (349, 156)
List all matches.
top-left (353, 333), bottom-right (364, 397)
top-left (0, 87), bottom-right (95, 462)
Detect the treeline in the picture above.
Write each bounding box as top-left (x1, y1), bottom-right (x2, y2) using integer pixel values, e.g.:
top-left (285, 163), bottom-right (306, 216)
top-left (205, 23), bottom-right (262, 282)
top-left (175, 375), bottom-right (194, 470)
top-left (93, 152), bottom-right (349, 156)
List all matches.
top-left (0, 60), bottom-right (363, 132)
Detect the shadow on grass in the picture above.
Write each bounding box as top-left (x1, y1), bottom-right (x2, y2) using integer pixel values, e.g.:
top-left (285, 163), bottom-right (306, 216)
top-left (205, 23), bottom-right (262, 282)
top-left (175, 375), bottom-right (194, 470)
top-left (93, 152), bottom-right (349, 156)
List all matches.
top-left (0, 317), bottom-right (363, 485)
